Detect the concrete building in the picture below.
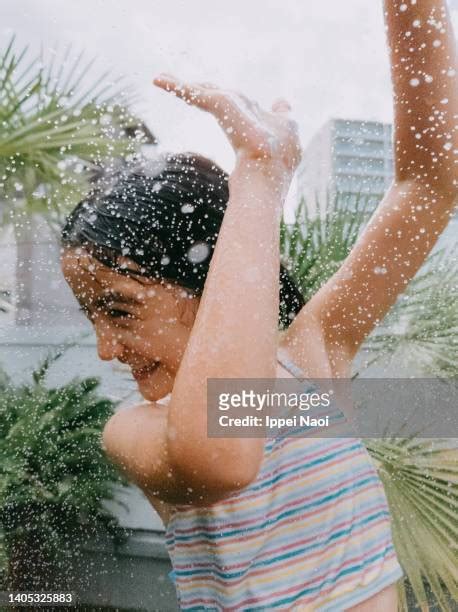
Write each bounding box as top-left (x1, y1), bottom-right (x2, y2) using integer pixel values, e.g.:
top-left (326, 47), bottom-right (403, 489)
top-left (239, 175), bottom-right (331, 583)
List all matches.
top-left (297, 117), bottom-right (457, 249)
top-left (297, 118), bottom-right (394, 217)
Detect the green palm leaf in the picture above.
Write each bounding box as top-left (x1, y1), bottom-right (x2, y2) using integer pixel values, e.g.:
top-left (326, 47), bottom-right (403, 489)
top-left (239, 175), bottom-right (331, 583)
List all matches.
top-left (0, 35), bottom-right (151, 225)
top-left (280, 191), bottom-right (374, 301)
top-left (362, 245), bottom-right (458, 378)
top-left (366, 438), bottom-right (458, 610)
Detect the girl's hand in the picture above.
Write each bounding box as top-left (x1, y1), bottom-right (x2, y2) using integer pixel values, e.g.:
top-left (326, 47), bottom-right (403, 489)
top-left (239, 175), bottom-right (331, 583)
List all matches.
top-left (153, 73), bottom-right (301, 179)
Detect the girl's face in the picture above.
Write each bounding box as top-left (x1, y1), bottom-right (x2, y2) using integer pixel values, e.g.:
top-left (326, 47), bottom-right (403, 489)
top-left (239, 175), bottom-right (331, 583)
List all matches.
top-left (61, 247), bottom-right (200, 402)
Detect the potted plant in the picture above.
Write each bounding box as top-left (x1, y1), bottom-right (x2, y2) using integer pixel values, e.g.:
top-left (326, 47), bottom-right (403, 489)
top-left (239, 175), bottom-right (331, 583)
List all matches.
top-left (0, 350), bottom-right (130, 598)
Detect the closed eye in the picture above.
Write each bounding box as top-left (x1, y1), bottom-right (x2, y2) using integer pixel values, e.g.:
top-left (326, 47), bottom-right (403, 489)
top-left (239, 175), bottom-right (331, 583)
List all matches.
top-left (78, 305), bottom-right (132, 321)
top-left (107, 308), bottom-right (132, 319)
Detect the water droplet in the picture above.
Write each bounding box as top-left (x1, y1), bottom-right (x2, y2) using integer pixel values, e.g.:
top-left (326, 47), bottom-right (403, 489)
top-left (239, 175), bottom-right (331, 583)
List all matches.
top-left (433, 39), bottom-right (441, 48)
top-left (32, 185), bottom-right (46, 199)
top-left (373, 266), bottom-right (388, 275)
top-left (100, 113), bottom-right (112, 126)
top-left (400, 3), bottom-right (408, 11)
top-left (181, 203), bottom-right (195, 214)
top-left (187, 242), bottom-right (210, 264)
top-left (440, 98), bottom-right (449, 104)
top-left (161, 255), bottom-right (171, 266)
top-left (409, 78), bottom-right (420, 87)
top-left (443, 142), bottom-right (452, 151)
top-left (412, 19), bottom-right (421, 28)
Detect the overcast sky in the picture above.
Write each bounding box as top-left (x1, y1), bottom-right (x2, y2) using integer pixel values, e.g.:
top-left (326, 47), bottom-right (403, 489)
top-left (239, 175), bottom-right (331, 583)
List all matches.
top-left (4, 0), bottom-right (457, 173)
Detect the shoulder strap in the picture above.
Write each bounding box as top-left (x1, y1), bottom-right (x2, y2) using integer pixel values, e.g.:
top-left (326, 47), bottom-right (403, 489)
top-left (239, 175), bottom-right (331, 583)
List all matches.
top-left (276, 348), bottom-right (320, 395)
top-left (276, 347), bottom-right (308, 380)
top-left (276, 349), bottom-right (349, 434)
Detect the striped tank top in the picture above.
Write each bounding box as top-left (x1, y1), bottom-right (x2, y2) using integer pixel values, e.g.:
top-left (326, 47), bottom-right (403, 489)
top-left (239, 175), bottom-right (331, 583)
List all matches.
top-left (165, 352), bottom-right (403, 610)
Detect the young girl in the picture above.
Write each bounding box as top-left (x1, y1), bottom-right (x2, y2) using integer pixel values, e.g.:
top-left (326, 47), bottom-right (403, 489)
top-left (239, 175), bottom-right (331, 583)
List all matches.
top-left (61, 0), bottom-right (456, 609)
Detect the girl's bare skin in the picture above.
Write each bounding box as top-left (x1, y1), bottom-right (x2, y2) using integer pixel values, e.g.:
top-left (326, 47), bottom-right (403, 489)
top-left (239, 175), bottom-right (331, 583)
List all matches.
top-left (61, 2), bottom-right (456, 609)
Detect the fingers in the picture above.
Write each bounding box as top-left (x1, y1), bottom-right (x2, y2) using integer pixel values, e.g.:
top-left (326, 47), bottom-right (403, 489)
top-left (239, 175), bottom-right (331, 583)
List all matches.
top-left (153, 73), bottom-right (213, 110)
top-left (153, 73), bottom-right (258, 135)
top-left (154, 74), bottom-right (292, 120)
top-left (154, 73), bottom-right (264, 126)
top-left (153, 73), bottom-right (199, 100)
top-left (271, 98), bottom-right (292, 114)
top-left (271, 98), bottom-right (299, 142)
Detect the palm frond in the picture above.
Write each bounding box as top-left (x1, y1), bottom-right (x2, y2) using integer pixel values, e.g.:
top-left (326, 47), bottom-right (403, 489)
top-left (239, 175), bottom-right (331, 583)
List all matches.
top-left (361, 244), bottom-right (458, 377)
top-left (366, 438), bottom-right (458, 610)
top-left (0, 35), bottom-right (151, 224)
top-left (280, 191), bottom-right (374, 301)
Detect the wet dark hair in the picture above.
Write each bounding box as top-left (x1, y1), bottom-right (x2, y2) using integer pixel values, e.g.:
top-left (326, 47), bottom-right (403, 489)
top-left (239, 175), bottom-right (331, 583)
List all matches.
top-left (61, 152), bottom-right (304, 328)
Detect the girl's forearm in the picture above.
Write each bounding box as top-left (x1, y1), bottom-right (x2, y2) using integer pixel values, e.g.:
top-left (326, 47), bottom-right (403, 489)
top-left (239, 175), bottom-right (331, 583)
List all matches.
top-left (182, 158), bottom-right (285, 378)
top-left (167, 158), bottom-right (287, 489)
top-left (384, 0), bottom-right (457, 195)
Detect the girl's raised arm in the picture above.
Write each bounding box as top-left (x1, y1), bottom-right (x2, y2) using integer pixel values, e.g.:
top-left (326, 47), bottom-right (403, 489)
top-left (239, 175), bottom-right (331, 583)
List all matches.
top-left (102, 79), bottom-right (301, 504)
top-left (386, 0), bottom-right (456, 194)
top-left (286, 0), bottom-right (457, 362)
top-left (157, 81), bottom-right (301, 498)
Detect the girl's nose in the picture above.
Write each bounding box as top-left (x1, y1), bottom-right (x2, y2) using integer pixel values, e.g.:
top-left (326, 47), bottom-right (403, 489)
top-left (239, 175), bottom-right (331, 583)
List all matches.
top-left (96, 327), bottom-right (124, 362)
